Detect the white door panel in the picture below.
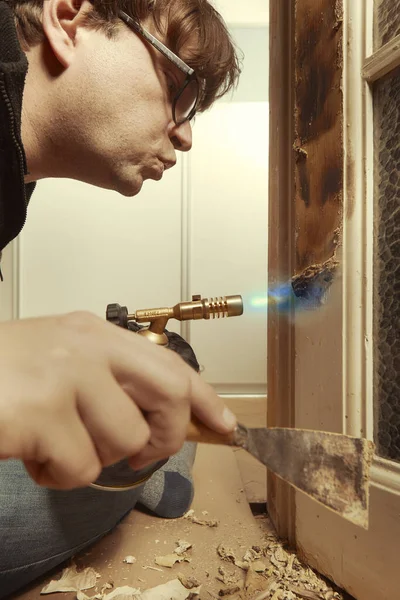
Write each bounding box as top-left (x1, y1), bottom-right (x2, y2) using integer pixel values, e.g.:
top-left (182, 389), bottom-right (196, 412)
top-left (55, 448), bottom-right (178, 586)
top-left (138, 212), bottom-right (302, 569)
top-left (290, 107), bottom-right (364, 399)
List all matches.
top-left (19, 167), bottom-right (183, 330)
top-left (190, 103), bottom-right (268, 392)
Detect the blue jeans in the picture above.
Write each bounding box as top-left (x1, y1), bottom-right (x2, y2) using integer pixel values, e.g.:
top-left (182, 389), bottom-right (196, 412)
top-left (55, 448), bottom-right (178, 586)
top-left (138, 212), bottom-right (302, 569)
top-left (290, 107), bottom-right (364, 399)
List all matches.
top-left (0, 460), bottom-right (142, 599)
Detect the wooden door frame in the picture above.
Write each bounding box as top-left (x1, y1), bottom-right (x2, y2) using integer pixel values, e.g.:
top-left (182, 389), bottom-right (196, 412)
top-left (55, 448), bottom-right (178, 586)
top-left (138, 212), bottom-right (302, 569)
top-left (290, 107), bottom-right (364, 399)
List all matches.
top-left (267, 0), bottom-right (296, 544)
top-left (269, 0), bottom-right (400, 596)
top-left (268, 0), bottom-right (345, 543)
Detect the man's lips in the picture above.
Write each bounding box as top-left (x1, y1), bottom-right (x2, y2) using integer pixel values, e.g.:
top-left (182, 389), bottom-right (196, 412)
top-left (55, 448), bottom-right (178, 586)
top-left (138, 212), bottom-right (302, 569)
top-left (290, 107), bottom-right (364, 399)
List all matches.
top-left (162, 159), bottom-right (176, 170)
top-left (142, 159), bottom-right (176, 182)
top-left (155, 158), bottom-right (176, 179)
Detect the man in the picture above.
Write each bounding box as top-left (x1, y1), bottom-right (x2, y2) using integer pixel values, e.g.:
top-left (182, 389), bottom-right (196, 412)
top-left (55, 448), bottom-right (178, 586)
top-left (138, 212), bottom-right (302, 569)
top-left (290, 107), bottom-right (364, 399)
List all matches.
top-left (0, 0), bottom-right (241, 596)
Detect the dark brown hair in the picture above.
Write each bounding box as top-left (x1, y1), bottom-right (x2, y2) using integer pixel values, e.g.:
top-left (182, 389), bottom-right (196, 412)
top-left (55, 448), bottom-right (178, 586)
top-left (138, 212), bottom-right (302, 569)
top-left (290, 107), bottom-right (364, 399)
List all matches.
top-left (9, 0), bottom-right (241, 111)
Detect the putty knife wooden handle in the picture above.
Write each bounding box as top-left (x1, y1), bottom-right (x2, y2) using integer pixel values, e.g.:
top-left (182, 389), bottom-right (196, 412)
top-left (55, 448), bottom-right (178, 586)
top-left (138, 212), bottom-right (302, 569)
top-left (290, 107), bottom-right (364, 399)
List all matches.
top-left (187, 419), bottom-right (375, 529)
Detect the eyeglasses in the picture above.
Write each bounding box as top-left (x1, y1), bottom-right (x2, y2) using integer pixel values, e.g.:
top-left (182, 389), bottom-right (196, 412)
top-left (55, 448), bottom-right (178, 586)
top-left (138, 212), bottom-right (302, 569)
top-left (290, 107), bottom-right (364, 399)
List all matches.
top-left (118, 11), bottom-right (200, 126)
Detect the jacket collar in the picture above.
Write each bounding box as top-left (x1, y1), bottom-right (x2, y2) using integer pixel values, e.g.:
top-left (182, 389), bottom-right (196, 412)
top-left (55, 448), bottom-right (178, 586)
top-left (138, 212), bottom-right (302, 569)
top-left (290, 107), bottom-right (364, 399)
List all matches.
top-left (0, 0), bottom-right (36, 253)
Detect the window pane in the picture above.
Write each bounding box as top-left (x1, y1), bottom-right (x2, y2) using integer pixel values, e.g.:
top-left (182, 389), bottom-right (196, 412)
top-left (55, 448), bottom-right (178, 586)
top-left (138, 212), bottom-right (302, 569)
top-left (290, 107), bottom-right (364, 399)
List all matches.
top-left (374, 0), bottom-right (400, 50)
top-left (373, 68), bottom-right (400, 462)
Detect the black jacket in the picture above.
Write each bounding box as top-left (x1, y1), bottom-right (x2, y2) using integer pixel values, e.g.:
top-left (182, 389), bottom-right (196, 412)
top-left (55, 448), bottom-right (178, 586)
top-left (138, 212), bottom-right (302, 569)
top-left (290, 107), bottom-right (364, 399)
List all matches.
top-left (0, 0), bottom-right (35, 255)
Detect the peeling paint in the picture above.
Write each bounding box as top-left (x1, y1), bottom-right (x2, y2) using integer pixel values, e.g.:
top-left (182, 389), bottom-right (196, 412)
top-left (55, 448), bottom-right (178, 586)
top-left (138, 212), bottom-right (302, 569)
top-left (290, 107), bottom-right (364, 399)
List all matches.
top-left (294, 0), bottom-right (344, 273)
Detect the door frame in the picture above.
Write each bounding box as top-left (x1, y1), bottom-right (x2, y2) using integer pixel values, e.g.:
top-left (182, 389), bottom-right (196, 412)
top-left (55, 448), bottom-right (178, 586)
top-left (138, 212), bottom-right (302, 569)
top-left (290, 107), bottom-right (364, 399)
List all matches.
top-left (267, 0), bottom-right (296, 544)
top-left (268, 0), bottom-right (400, 597)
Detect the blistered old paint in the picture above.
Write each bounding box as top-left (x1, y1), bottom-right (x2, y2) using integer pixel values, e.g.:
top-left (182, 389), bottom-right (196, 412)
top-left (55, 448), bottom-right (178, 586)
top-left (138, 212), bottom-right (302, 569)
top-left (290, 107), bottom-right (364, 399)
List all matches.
top-left (294, 0), bottom-right (344, 274)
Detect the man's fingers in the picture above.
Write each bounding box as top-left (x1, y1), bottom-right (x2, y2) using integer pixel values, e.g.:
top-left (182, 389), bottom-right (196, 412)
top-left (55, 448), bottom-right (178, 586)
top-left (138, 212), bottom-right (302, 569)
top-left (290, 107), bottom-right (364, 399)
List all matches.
top-left (106, 322), bottom-right (237, 433)
top-left (185, 371), bottom-right (238, 433)
top-left (77, 372), bottom-right (151, 467)
top-left (127, 403), bottom-right (190, 470)
top-left (24, 416), bottom-right (102, 489)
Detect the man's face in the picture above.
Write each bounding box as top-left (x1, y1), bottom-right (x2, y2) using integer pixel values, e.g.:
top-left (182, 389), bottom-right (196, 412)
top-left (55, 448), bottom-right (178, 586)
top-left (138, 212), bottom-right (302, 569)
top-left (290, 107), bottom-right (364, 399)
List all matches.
top-left (40, 16), bottom-right (193, 196)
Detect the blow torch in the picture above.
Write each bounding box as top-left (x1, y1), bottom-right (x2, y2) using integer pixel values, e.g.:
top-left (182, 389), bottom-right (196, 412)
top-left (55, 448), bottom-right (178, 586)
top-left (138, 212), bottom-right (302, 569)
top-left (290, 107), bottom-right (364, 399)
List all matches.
top-left (106, 294), bottom-right (243, 344)
top-left (91, 294), bottom-right (244, 491)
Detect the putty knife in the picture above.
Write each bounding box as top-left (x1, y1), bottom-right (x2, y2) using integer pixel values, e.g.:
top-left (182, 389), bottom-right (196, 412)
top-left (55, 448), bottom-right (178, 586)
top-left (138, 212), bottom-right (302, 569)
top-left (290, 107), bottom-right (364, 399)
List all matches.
top-left (187, 420), bottom-right (375, 529)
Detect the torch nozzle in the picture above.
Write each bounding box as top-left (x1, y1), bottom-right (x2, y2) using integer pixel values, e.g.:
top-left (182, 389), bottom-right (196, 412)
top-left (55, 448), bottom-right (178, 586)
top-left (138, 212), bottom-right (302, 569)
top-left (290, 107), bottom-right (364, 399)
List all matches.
top-left (172, 295), bottom-right (243, 321)
top-left (106, 295), bottom-right (244, 345)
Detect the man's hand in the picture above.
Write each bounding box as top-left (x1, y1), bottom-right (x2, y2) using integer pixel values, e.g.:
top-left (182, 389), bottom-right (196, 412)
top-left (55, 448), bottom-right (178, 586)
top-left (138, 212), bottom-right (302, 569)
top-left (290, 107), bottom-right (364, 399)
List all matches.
top-left (0, 312), bottom-right (237, 489)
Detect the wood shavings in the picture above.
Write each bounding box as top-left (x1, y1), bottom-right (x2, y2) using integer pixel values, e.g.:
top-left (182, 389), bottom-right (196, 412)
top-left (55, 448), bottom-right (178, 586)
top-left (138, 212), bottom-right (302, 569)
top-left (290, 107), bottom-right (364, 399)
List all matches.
top-left (154, 554), bottom-right (189, 568)
top-left (177, 574), bottom-right (201, 589)
top-left (103, 586), bottom-right (141, 600)
top-left (217, 544), bottom-right (237, 563)
top-left (243, 550), bottom-right (254, 563)
top-left (285, 585), bottom-right (324, 600)
top-left (155, 539), bottom-right (193, 568)
top-left (234, 561), bottom-right (250, 571)
top-left (252, 592), bottom-right (272, 600)
top-left (76, 585), bottom-right (115, 600)
top-left (174, 540), bottom-right (192, 555)
top-left (274, 547), bottom-right (288, 564)
top-left (217, 544), bottom-right (250, 571)
top-left (142, 566), bottom-right (163, 572)
top-left (252, 578), bottom-right (279, 600)
top-left (216, 567), bottom-right (239, 586)
top-left (101, 584), bottom-right (114, 595)
top-left (286, 555), bottom-right (295, 574)
top-left (244, 568), bottom-right (268, 597)
top-left (269, 555), bottom-right (284, 570)
top-left (140, 579), bottom-right (200, 600)
top-left (191, 515), bottom-right (219, 527)
top-left (218, 585), bottom-right (241, 597)
top-left (243, 548), bottom-right (262, 563)
top-left (252, 560), bottom-right (268, 573)
top-left (183, 509), bottom-right (219, 527)
top-left (77, 580), bottom-right (200, 600)
top-left (123, 556), bottom-right (137, 564)
top-left (41, 567), bottom-right (99, 594)
top-left (221, 528), bottom-right (346, 600)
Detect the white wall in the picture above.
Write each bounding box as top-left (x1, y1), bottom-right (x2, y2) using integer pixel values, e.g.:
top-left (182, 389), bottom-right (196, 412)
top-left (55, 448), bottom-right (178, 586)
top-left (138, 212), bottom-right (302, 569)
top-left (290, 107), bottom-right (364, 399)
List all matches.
top-left (189, 102), bottom-right (268, 392)
top-left (17, 5), bottom-right (269, 395)
top-left (213, 0), bottom-right (269, 26)
top-left (19, 166), bottom-right (184, 331)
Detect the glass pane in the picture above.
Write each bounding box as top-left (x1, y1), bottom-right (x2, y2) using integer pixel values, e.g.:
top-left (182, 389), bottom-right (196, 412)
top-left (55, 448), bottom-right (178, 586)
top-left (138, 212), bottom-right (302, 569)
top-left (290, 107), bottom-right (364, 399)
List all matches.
top-left (374, 0), bottom-right (400, 50)
top-left (373, 68), bottom-right (400, 462)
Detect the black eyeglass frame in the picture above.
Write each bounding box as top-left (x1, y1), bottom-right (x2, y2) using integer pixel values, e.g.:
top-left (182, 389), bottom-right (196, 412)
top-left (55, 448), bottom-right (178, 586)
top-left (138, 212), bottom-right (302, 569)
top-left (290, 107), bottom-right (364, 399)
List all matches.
top-left (118, 10), bottom-right (200, 125)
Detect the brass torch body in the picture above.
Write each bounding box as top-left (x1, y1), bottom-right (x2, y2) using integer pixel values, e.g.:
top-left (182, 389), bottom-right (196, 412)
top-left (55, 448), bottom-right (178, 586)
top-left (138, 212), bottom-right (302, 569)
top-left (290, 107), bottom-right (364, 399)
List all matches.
top-left (129, 295), bottom-right (243, 345)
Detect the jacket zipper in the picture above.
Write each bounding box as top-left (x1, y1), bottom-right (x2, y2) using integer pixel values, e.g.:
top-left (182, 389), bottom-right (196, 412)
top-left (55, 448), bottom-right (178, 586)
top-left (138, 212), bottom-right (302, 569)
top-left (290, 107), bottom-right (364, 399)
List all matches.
top-left (0, 72), bottom-right (28, 277)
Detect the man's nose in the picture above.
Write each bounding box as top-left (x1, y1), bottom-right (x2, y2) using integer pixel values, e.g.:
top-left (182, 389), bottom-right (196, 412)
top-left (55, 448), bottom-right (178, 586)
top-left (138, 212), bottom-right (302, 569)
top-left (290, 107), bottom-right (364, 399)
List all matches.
top-left (168, 120), bottom-right (193, 152)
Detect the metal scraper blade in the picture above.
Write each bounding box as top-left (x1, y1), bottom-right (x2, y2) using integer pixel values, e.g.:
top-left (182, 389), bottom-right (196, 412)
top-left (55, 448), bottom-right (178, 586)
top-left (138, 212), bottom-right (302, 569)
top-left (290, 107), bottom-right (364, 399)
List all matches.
top-left (239, 426), bottom-right (375, 529)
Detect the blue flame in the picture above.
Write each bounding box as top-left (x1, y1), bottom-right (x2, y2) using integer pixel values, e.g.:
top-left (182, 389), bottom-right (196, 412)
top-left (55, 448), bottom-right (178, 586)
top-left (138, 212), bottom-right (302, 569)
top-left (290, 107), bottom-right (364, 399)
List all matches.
top-left (250, 283), bottom-right (296, 313)
top-left (249, 270), bottom-right (334, 314)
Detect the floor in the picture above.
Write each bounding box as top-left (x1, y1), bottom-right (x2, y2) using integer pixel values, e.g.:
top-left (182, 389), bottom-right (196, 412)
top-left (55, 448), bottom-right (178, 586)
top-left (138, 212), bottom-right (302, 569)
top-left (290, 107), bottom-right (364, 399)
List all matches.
top-left (13, 445), bottom-right (272, 600)
top-left (12, 444), bottom-right (350, 600)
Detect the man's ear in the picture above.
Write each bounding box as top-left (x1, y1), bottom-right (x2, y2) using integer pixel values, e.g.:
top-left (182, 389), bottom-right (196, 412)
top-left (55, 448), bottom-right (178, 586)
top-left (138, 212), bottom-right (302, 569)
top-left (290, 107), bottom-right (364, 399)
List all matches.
top-left (42, 0), bottom-right (93, 68)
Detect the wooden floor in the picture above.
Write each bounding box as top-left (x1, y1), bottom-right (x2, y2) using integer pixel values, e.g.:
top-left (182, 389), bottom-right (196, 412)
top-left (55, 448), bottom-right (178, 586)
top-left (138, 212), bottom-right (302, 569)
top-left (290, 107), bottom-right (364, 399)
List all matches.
top-left (14, 445), bottom-right (271, 599)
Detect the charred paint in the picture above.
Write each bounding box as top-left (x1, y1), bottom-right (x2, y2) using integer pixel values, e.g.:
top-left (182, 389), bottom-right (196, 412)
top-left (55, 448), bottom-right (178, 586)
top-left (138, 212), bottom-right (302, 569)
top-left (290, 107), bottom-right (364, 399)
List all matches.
top-left (298, 160), bottom-right (310, 207)
top-left (320, 164), bottom-right (343, 205)
top-left (294, 0), bottom-right (344, 272)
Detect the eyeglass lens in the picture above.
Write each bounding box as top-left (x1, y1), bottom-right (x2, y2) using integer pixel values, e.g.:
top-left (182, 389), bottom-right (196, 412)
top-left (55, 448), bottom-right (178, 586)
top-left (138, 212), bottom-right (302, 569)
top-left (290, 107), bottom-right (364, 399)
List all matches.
top-left (175, 78), bottom-right (199, 124)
